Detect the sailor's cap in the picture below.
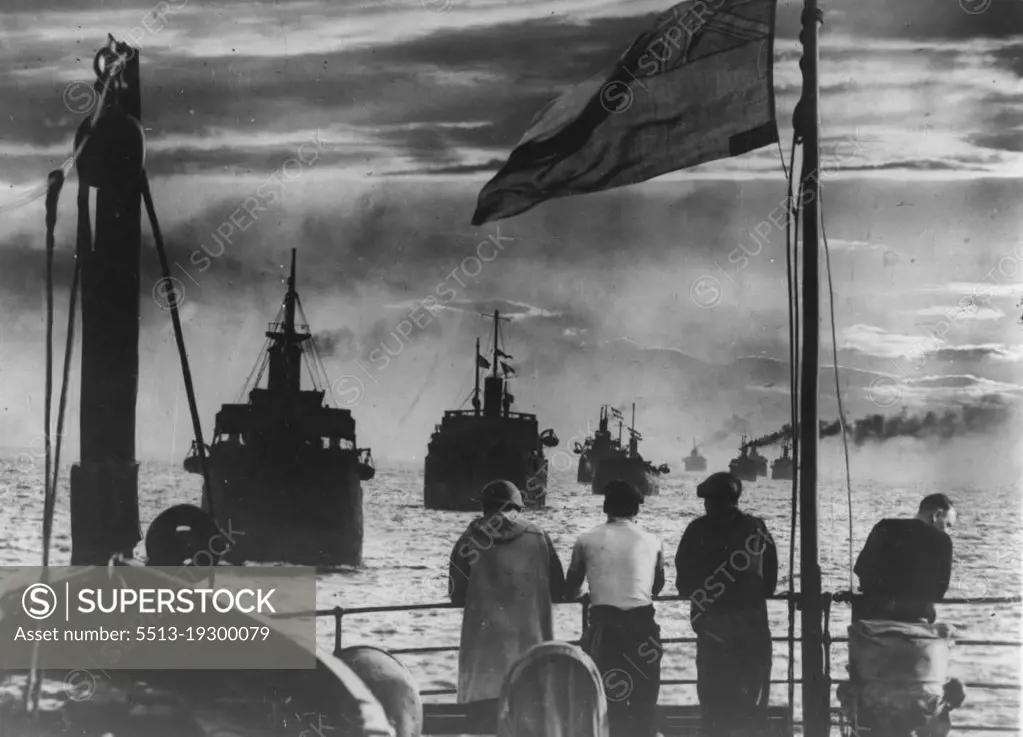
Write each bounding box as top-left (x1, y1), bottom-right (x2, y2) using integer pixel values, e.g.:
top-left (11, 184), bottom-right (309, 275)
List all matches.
top-left (697, 472), bottom-right (742, 501)
top-left (603, 479), bottom-right (645, 506)
top-left (480, 479), bottom-right (524, 510)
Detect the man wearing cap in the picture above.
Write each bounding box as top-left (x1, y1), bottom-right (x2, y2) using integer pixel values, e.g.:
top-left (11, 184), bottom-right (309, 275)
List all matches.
top-left (675, 471), bottom-right (778, 737)
top-left (564, 479), bottom-right (666, 737)
top-left (448, 479), bottom-right (565, 726)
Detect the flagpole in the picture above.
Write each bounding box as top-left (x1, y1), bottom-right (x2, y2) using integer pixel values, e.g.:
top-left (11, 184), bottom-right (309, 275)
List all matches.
top-left (490, 309), bottom-right (499, 380)
top-left (797, 0), bottom-right (829, 735)
top-left (474, 337), bottom-right (481, 416)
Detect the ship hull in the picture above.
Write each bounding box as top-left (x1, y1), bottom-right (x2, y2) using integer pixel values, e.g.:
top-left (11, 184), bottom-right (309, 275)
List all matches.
top-left (771, 463), bottom-right (794, 480)
top-left (577, 455), bottom-right (593, 483)
top-left (424, 452), bottom-right (549, 511)
top-left (591, 456), bottom-right (660, 497)
top-left (201, 444), bottom-right (363, 567)
top-left (683, 459), bottom-right (707, 472)
top-left (729, 460), bottom-right (758, 483)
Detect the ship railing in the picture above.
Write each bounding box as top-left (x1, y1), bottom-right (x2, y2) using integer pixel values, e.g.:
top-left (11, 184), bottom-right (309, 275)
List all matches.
top-left (442, 409), bottom-right (536, 421)
top-left (277, 593), bottom-right (1022, 734)
top-left (267, 320), bottom-right (311, 334)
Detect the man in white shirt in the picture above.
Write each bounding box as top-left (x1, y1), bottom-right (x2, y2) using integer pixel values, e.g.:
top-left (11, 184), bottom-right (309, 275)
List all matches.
top-left (565, 480), bottom-right (665, 737)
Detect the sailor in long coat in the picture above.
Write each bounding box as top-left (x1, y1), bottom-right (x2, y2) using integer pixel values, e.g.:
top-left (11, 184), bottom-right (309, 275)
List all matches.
top-left (448, 480), bottom-right (565, 722)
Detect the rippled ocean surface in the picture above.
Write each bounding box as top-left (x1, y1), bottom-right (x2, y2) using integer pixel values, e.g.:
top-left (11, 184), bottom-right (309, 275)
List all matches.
top-left (1, 456), bottom-right (1020, 729)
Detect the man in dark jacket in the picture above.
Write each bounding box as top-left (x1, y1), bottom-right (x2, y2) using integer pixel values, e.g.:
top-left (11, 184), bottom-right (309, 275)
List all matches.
top-left (448, 479), bottom-right (565, 729)
top-left (848, 496), bottom-right (960, 737)
top-left (675, 472), bottom-right (778, 737)
top-left (854, 493), bottom-right (956, 623)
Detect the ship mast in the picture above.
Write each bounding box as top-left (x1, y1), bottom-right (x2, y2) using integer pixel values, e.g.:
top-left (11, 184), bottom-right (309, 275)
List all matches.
top-left (797, 0), bottom-right (829, 733)
top-left (480, 310), bottom-right (510, 417)
top-left (285, 249), bottom-right (297, 340)
top-left (71, 40), bottom-right (142, 564)
top-left (492, 309), bottom-right (500, 378)
top-left (629, 403), bottom-right (637, 457)
top-left (266, 249), bottom-right (308, 394)
top-left (473, 338), bottom-right (482, 415)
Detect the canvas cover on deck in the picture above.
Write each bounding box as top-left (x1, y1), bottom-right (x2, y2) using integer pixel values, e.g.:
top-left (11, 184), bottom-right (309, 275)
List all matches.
top-left (845, 620), bottom-right (960, 731)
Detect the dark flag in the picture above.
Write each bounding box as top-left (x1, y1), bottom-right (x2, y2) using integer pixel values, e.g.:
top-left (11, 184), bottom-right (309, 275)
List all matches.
top-left (472, 0), bottom-right (778, 225)
top-left (501, 362), bottom-right (516, 376)
top-left (495, 348), bottom-right (513, 359)
top-left (477, 355), bottom-right (491, 369)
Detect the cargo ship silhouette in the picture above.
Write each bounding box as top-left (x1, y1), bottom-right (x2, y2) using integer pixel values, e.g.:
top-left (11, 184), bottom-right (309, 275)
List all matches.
top-left (772, 443), bottom-right (794, 480)
top-left (683, 439), bottom-right (707, 472)
top-left (184, 250), bottom-right (375, 566)
top-left (728, 434), bottom-right (759, 482)
top-left (423, 310), bottom-right (558, 510)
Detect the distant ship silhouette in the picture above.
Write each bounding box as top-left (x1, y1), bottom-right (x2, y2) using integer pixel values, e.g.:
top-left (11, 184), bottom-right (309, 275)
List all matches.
top-left (423, 310), bottom-right (558, 510)
top-left (683, 439), bottom-right (707, 472)
top-left (585, 404), bottom-right (668, 497)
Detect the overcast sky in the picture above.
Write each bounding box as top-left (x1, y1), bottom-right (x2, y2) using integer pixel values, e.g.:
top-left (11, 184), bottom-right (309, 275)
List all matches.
top-left (0, 0), bottom-right (1020, 467)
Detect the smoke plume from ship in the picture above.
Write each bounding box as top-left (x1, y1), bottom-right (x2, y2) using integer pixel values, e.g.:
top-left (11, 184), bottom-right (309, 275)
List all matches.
top-left (849, 394), bottom-right (1011, 445)
top-left (747, 395), bottom-right (1013, 448)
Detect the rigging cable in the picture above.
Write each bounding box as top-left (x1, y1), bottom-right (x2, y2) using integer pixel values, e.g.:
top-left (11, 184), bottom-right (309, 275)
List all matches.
top-left (775, 138), bottom-right (790, 182)
top-left (294, 299), bottom-right (318, 390)
top-left (245, 302), bottom-right (284, 398)
top-left (783, 131), bottom-right (800, 717)
top-left (303, 353), bottom-right (319, 393)
top-left (252, 348), bottom-right (273, 394)
top-left (821, 197), bottom-right (855, 590)
top-left (51, 187), bottom-right (87, 550)
top-left (238, 304), bottom-right (277, 400)
top-left (42, 171), bottom-right (62, 567)
top-left (238, 333), bottom-right (272, 402)
top-left (28, 171), bottom-right (66, 716)
top-left (297, 298), bottom-right (333, 392)
top-left (140, 172), bottom-right (216, 520)
top-left (42, 173), bottom-right (84, 568)
top-left (816, 107), bottom-right (856, 590)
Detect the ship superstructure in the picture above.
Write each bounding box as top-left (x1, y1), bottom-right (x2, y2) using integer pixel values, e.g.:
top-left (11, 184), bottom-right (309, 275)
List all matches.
top-left (589, 404), bottom-right (668, 497)
top-left (575, 405), bottom-right (621, 484)
top-left (771, 443), bottom-right (794, 480)
top-left (750, 444), bottom-right (768, 477)
top-left (728, 434), bottom-right (759, 482)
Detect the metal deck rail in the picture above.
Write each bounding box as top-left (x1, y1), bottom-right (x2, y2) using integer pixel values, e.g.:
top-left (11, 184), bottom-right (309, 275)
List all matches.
top-left (297, 593), bottom-right (1022, 734)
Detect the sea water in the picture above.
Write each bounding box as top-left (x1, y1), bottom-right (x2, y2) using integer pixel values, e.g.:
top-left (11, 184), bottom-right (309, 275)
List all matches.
top-left (1, 457), bottom-right (1019, 728)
